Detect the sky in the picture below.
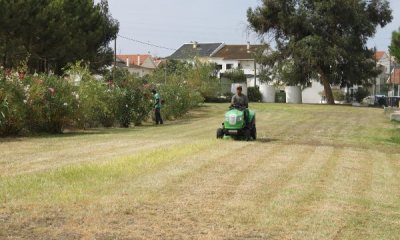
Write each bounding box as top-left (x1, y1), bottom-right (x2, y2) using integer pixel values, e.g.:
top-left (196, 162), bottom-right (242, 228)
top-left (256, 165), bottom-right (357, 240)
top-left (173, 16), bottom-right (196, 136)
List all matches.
top-left (99, 0), bottom-right (400, 57)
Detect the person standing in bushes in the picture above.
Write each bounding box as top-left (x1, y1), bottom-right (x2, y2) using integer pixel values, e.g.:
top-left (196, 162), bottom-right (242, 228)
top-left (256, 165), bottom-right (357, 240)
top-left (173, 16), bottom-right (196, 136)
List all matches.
top-left (152, 89), bottom-right (163, 125)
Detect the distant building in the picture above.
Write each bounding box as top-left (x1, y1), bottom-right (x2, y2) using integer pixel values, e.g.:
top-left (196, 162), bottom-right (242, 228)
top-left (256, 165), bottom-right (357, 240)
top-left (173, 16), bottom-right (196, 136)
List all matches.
top-left (211, 44), bottom-right (264, 86)
top-left (116, 54), bottom-right (157, 77)
top-left (154, 58), bottom-right (167, 68)
top-left (169, 42), bottom-right (265, 86)
top-left (169, 42), bottom-right (224, 62)
top-left (374, 51), bottom-right (392, 95)
top-left (375, 51), bottom-right (391, 74)
top-left (388, 68), bottom-right (400, 96)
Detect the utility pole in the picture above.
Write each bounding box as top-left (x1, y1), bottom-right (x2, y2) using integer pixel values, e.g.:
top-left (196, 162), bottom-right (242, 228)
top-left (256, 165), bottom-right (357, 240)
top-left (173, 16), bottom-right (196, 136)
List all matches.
top-left (164, 60), bottom-right (167, 84)
top-left (254, 60), bottom-right (257, 88)
top-left (113, 36), bottom-right (117, 80)
top-left (390, 53), bottom-right (394, 96)
top-left (373, 47), bottom-right (377, 96)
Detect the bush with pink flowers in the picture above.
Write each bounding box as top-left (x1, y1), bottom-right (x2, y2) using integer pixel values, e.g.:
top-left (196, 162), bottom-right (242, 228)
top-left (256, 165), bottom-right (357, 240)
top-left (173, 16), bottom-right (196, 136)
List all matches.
top-left (0, 62), bottom-right (204, 136)
top-left (24, 74), bottom-right (77, 133)
top-left (0, 69), bottom-right (27, 136)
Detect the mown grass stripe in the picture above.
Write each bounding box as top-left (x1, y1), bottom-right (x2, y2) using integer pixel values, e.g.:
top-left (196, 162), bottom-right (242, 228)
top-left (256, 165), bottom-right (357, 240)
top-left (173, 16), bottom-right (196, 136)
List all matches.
top-left (0, 140), bottom-right (215, 204)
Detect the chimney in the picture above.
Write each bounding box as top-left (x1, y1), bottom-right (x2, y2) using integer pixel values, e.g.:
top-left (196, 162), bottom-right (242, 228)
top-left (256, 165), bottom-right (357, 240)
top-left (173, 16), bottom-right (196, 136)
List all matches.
top-left (247, 42), bottom-right (251, 53)
top-left (137, 55), bottom-right (141, 66)
top-left (193, 41), bottom-right (198, 49)
top-left (126, 57), bottom-right (130, 67)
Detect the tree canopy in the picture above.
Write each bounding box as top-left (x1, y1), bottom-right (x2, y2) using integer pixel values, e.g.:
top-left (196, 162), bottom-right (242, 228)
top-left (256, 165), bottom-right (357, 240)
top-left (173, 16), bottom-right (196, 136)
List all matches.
top-left (247, 0), bottom-right (392, 104)
top-left (389, 28), bottom-right (400, 63)
top-left (0, 0), bottom-right (119, 74)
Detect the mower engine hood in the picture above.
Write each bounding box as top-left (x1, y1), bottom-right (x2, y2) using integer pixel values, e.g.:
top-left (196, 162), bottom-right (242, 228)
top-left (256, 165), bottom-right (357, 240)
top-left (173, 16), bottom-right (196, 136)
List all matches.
top-left (224, 109), bottom-right (245, 129)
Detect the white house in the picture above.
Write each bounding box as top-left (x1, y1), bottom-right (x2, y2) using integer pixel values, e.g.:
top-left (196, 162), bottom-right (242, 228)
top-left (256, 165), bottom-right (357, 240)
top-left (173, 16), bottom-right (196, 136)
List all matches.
top-left (169, 42), bottom-right (265, 87)
top-left (374, 51), bottom-right (392, 95)
top-left (168, 42), bottom-right (224, 62)
top-left (116, 54), bottom-right (157, 77)
top-left (210, 44), bottom-right (264, 87)
top-left (375, 51), bottom-right (391, 74)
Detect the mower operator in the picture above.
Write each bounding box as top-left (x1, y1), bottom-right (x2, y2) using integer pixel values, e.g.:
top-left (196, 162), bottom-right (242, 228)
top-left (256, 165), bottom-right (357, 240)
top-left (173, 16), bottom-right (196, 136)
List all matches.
top-left (231, 86), bottom-right (249, 125)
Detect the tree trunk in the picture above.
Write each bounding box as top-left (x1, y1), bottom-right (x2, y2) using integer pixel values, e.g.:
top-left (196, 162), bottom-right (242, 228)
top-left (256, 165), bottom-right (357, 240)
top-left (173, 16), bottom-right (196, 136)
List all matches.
top-left (320, 70), bottom-right (335, 105)
top-left (3, 37), bottom-right (8, 68)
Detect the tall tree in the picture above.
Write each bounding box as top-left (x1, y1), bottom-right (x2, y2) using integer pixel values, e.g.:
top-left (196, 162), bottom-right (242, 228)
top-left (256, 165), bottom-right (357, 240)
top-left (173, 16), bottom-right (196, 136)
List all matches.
top-left (0, 0), bottom-right (119, 73)
top-left (247, 0), bottom-right (392, 104)
top-left (389, 28), bottom-right (400, 62)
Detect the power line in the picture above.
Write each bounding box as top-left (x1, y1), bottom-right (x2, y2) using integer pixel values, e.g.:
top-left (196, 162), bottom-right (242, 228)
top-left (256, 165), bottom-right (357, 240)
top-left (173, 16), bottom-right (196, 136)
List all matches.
top-left (117, 34), bottom-right (177, 51)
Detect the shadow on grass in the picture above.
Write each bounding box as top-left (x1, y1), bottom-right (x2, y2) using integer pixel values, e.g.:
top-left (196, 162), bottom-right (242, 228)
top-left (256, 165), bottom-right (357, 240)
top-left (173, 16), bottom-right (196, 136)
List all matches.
top-left (256, 137), bottom-right (279, 143)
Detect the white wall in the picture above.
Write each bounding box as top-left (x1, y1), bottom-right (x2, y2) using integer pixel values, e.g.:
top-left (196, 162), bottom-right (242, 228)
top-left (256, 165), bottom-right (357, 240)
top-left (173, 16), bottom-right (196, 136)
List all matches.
top-left (378, 54), bottom-right (391, 75)
top-left (211, 58), bottom-right (239, 73)
top-left (210, 58), bottom-right (262, 75)
top-left (302, 81), bottom-right (325, 104)
top-left (210, 58), bottom-right (265, 89)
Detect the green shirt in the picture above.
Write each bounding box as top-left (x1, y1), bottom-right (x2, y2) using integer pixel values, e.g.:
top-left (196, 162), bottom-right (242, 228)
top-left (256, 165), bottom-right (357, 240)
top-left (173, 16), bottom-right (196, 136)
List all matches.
top-left (154, 93), bottom-right (161, 109)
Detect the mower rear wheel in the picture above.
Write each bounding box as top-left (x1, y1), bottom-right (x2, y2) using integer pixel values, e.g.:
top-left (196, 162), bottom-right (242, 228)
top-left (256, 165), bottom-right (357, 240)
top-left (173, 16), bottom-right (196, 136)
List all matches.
top-left (251, 127), bottom-right (257, 140)
top-left (216, 128), bottom-right (224, 139)
top-left (244, 129), bottom-right (251, 141)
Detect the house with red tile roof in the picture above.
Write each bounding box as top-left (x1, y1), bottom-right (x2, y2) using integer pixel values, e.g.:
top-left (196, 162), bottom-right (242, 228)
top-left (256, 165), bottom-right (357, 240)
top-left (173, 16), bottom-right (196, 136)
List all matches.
top-left (371, 51), bottom-right (393, 95)
top-left (153, 58), bottom-right (167, 67)
top-left (116, 54), bottom-right (157, 77)
top-left (374, 51), bottom-right (391, 75)
top-left (387, 68), bottom-right (400, 96)
top-left (388, 68), bottom-right (400, 84)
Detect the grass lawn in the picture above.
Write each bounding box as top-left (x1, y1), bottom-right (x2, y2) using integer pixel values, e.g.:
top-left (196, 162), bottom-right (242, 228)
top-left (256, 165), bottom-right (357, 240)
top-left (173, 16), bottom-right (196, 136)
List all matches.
top-left (1, 103), bottom-right (400, 239)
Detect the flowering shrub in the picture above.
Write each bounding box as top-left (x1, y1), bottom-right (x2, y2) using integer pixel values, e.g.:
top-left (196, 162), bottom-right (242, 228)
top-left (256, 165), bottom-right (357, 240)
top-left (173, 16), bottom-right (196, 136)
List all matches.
top-left (110, 69), bottom-right (152, 127)
top-left (158, 82), bottom-right (204, 120)
top-left (65, 62), bottom-right (117, 128)
top-left (0, 70), bottom-right (27, 136)
top-left (24, 74), bottom-right (77, 133)
top-left (0, 62), bottom-right (204, 136)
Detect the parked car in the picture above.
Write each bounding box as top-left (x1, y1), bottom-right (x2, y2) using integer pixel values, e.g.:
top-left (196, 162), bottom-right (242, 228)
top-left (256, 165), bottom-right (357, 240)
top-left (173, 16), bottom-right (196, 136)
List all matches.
top-left (362, 95), bottom-right (400, 107)
top-left (362, 95), bottom-right (385, 106)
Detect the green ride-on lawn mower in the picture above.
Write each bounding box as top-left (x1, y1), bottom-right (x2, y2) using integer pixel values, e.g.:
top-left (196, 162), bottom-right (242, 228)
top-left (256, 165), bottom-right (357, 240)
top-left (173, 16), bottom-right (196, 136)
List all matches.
top-left (216, 105), bottom-right (256, 141)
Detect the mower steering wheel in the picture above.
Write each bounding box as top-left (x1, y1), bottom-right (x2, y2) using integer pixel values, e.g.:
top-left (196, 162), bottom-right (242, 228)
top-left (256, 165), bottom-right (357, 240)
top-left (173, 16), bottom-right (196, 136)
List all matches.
top-left (230, 104), bottom-right (244, 110)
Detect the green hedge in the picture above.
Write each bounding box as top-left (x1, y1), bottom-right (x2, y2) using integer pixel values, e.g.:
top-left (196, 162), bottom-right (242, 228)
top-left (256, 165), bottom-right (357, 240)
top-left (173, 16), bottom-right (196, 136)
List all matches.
top-left (0, 64), bottom-right (204, 136)
top-left (247, 87), bottom-right (262, 102)
top-left (275, 91), bottom-right (286, 103)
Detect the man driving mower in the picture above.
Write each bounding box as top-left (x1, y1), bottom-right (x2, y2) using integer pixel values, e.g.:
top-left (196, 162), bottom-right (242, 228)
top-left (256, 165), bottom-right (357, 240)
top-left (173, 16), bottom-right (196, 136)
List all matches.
top-left (231, 86), bottom-right (249, 126)
top-left (216, 85), bottom-right (256, 140)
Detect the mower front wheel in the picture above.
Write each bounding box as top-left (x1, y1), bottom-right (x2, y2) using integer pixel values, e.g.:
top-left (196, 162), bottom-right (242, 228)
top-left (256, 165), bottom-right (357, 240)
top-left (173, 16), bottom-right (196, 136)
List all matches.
top-left (216, 128), bottom-right (224, 139)
top-left (244, 129), bottom-right (252, 141)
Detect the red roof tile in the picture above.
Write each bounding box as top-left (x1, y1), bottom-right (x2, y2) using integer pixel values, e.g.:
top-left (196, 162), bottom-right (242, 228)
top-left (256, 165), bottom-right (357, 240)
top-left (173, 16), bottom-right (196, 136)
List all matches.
top-left (154, 59), bottom-right (166, 67)
top-left (388, 68), bottom-right (400, 84)
top-left (117, 54), bottom-right (151, 66)
top-left (374, 51), bottom-right (386, 61)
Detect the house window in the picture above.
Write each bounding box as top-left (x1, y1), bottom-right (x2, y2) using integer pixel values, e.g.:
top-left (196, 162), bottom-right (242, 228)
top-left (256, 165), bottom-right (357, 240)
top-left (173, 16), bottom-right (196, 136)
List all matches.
top-left (216, 64), bottom-right (223, 70)
top-left (238, 63), bottom-right (242, 69)
top-left (226, 64), bottom-right (233, 70)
